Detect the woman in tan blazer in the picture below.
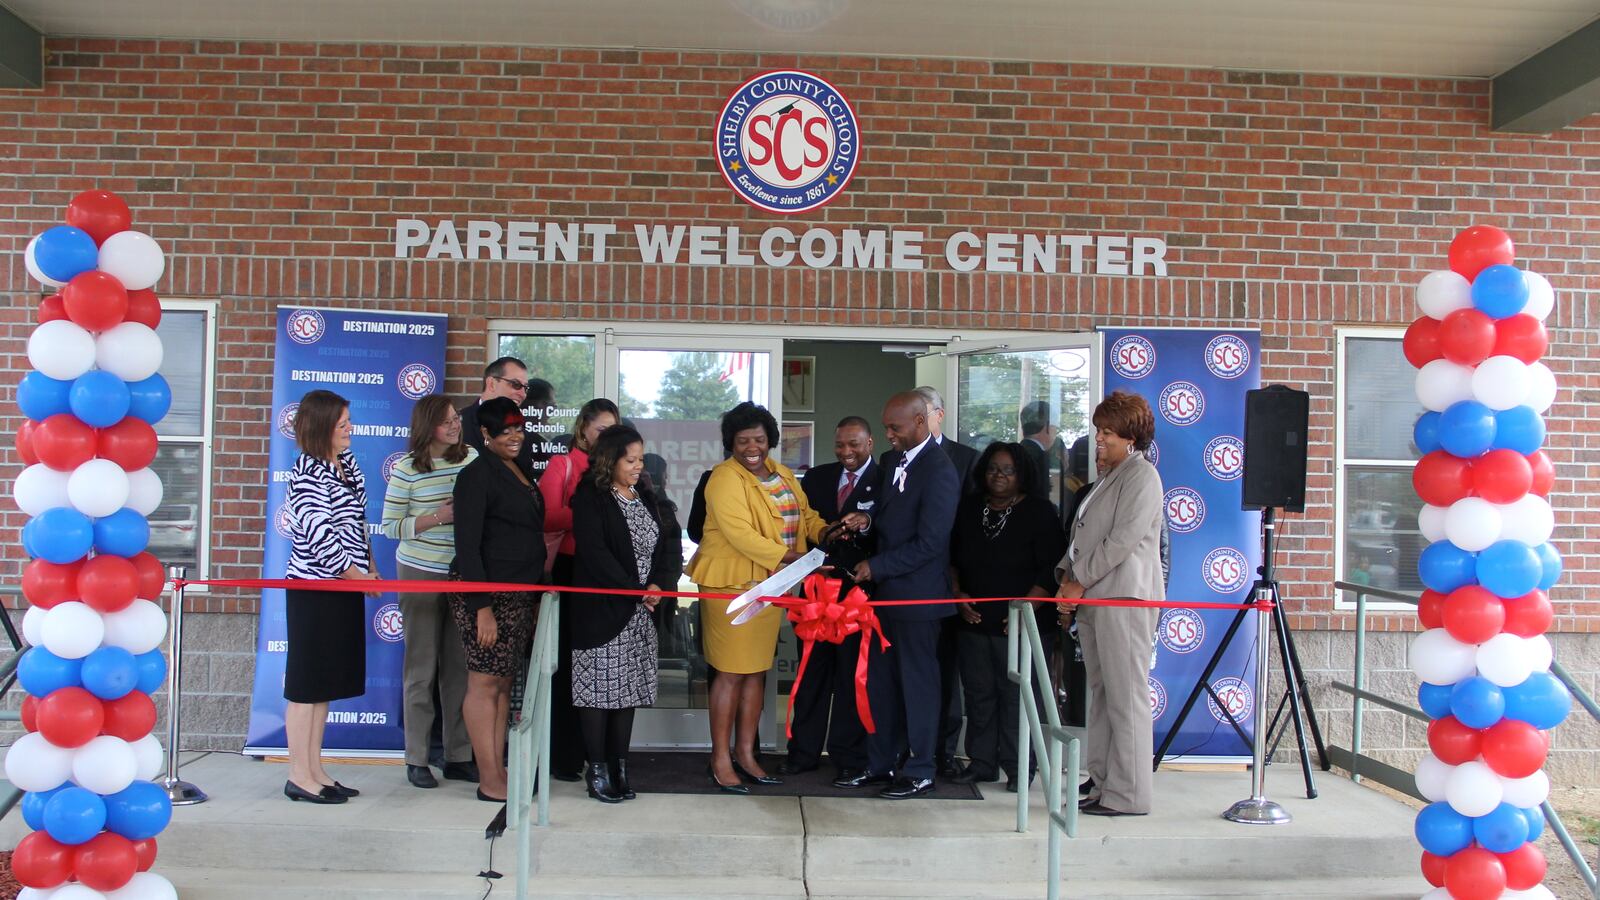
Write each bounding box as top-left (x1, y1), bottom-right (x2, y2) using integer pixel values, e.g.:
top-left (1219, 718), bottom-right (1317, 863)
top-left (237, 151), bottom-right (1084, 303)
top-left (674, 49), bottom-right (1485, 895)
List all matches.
top-left (1056, 390), bottom-right (1165, 816)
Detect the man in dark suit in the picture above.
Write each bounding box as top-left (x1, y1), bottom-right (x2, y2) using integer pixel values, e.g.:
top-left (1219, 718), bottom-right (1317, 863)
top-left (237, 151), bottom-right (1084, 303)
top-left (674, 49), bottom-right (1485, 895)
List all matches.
top-left (461, 356), bottom-right (537, 469)
top-left (834, 392), bottom-right (959, 799)
top-left (784, 416), bottom-right (881, 779)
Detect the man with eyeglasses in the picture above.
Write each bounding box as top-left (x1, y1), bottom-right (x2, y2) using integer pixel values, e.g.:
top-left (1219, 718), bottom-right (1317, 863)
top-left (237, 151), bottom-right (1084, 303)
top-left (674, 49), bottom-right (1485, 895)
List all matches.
top-left (460, 356), bottom-right (535, 470)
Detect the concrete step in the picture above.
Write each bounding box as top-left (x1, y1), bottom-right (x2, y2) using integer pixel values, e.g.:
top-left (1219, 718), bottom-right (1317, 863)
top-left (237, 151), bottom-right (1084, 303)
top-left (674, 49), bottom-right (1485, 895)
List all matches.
top-left (808, 876), bottom-right (1428, 898)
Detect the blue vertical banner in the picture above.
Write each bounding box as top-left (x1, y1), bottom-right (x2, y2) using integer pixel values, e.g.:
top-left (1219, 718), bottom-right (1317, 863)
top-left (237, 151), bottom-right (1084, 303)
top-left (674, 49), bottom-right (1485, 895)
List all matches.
top-left (1100, 327), bottom-right (1262, 761)
top-left (245, 307), bottom-right (449, 755)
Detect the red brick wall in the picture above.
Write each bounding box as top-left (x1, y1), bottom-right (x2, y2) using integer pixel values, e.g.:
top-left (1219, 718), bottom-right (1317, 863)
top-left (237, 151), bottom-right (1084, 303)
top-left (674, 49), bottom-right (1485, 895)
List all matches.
top-left (2, 39), bottom-right (1597, 629)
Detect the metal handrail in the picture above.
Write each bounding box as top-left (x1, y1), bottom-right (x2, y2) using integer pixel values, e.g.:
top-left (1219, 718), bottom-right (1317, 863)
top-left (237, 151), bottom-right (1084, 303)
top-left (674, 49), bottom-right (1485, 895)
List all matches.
top-left (1008, 600), bottom-right (1080, 899)
top-left (0, 602), bottom-right (27, 819)
top-left (1332, 580), bottom-right (1598, 897)
top-left (508, 591), bottom-right (560, 900)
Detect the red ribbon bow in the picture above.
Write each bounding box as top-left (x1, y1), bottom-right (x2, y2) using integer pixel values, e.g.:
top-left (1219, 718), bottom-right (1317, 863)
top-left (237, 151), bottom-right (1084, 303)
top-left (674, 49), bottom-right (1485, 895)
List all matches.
top-left (785, 573), bottom-right (890, 737)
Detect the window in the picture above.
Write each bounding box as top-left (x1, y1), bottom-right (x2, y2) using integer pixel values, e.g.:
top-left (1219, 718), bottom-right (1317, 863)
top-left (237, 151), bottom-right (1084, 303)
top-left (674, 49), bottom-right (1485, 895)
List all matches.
top-left (149, 302), bottom-right (215, 580)
top-left (1336, 329), bottom-right (1424, 604)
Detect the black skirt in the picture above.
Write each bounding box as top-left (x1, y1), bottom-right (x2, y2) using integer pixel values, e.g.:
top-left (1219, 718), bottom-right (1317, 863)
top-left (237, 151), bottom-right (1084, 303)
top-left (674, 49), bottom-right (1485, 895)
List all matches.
top-left (284, 587), bottom-right (367, 704)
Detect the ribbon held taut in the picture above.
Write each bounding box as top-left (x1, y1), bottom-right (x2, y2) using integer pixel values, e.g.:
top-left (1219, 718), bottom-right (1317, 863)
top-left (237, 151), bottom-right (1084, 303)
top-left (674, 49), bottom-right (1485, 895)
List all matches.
top-left (785, 574), bottom-right (889, 737)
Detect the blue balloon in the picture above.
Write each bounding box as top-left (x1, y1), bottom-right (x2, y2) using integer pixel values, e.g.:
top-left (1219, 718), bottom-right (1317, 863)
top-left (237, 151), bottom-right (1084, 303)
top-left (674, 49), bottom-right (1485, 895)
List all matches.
top-left (21, 786), bottom-right (67, 832)
top-left (17, 372), bottom-right (74, 421)
top-left (135, 650), bottom-right (168, 695)
top-left (1439, 401), bottom-right (1497, 458)
top-left (16, 647), bottom-right (83, 695)
top-left (1472, 802), bottom-right (1530, 853)
top-left (1476, 540), bottom-right (1542, 598)
top-left (33, 225), bottom-right (99, 282)
top-left (1413, 411), bottom-right (1443, 455)
top-left (1492, 406), bottom-right (1545, 455)
top-left (1450, 677), bottom-right (1507, 729)
top-left (21, 517), bottom-right (42, 559)
top-left (1472, 264), bottom-right (1530, 319)
top-left (1419, 541), bottom-right (1478, 593)
top-left (69, 370), bottom-right (132, 428)
top-left (94, 508), bottom-right (150, 557)
top-left (103, 780), bottom-right (173, 841)
top-left (81, 646), bottom-right (139, 701)
top-left (1504, 671), bottom-right (1571, 730)
top-left (1418, 681), bottom-right (1455, 719)
top-left (43, 786), bottom-right (108, 846)
top-left (126, 373), bottom-right (173, 426)
top-left (1523, 805), bottom-right (1545, 841)
top-left (1535, 542), bottom-right (1562, 591)
top-left (31, 506), bottom-right (94, 564)
top-left (1416, 802), bottom-right (1474, 856)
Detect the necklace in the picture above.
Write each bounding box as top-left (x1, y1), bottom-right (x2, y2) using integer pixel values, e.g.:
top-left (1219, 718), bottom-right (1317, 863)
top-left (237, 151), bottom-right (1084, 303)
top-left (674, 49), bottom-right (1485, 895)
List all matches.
top-left (980, 497), bottom-right (1019, 540)
top-left (612, 484), bottom-right (639, 503)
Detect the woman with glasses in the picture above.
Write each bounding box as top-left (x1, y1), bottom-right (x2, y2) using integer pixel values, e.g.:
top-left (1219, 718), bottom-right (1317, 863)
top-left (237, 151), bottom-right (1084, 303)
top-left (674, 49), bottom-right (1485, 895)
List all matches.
top-left (948, 442), bottom-right (1065, 792)
top-left (381, 395), bottom-right (479, 790)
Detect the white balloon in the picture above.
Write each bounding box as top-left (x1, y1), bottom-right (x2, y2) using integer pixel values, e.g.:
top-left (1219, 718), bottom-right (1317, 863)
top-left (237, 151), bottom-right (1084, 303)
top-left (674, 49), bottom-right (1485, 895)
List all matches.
top-left (1445, 498), bottom-right (1502, 553)
top-left (1410, 629), bottom-right (1479, 685)
top-left (68, 458), bottom-right (132, 518)
top-left (97, 230), bottom-right (165, 291)
top-left (1524, 634), bottom-right (1554, 673)
top-left (125, 468), bottom-right (164, 517)
top-left (1477, 633), bottom-right (1536, 687)
top-left (1416, 359), bottom-right (1475, 412)
top-left (50, 885), bottom-right (106, 900)
top-left (1418, 505), bottom-right (1449, 543)
top-left (1418, 270), bottom-right (1473, 320)
top-left (25, 236), bottom-right (67, 289)
top-left (1522, 270), bottom-right (1554, 322)
top-left (72, 735), bottom-right (138, 795)
top-left (130, 733), bottom-right (165, 782)
top-left (14, 463), bottom-right (73, 516)
top-left (27, 320), bottom-right (98, 381)
top-left (95, 322), bottom-right (165, 382)
top-left (40, 601), bottom-right (106, 660)
top-left (108, 873), bottom-right (178, 900)
top-left (1498, 495), bottom-right (1555, 546)
top-left (1525, 362), bottom-right (1557, 413)
top-left (1414, 753), bottom-right (1454, 803)
top-left (18, 886), bottom-right (63, 900)
top-left (1502, 769), bottom-right (1551, 808)
top-left (1472, 355), bottom-right (1532, 411)
top-left (101, 598), bottom-right (167, 654)
top-left (22, 604), bottom-right (47, 647)
top-left (1507, 887), bottom-right (1557, 900)
top-left (1445, 759), bottom-right (1504, 817)
top-left (3, 732), bottom-right (76, 792)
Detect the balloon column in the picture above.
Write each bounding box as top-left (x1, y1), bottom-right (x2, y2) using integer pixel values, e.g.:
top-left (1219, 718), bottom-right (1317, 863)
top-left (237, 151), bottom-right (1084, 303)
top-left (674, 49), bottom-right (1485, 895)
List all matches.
top-left (5, 191), bottom-right (179, 899)
top-left (1407, 226), bottom-right (1571, 900)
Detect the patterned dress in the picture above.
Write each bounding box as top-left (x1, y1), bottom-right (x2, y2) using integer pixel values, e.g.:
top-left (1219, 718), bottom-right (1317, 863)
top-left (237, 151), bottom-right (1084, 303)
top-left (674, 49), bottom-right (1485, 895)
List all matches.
top-left (571, 490), bottom-right (661, 709)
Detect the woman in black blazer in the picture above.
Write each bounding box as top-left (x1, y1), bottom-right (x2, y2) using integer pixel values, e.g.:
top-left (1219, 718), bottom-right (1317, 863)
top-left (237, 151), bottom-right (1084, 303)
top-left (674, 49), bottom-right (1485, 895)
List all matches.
top-left (451, 397), bottom-right (546, 804)
top-left (570, 425), bottom-right (682, 802)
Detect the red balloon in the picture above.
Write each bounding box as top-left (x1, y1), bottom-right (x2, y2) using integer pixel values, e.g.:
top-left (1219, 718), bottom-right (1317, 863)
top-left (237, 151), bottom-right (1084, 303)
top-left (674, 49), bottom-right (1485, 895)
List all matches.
top-left (37, 686), bottom-right (106, 749)
top-left (1438, 309), bottom-right (1497, 366)
top-left (1414, 451), bottom-right (1475, 507)
top-left (101, 690), bottom-right (157, 741)
top-left (38, 293), bottom-right (68, 324)
top-left (32, 414), bottom-right (98, 471)
top-left (1442, 586), bottom-right (1506, 645)
top-left (97, 417), bottom-right (160, 471)
top-left (1421, 851), bottom-right (1449, 888)
top-left (1502, 590), bottom-right (1553, 638)
top-left (17, 419), bottom-right (40, 465)
top-left (1427, 716), bottom-right (1483, 766)
top-left (1418, 589), bottom-right (1447, 630)
top-left (66, 189), bottom-right (133, 246)
top-left (79, 554), bottom-right (140, 614)
top-left (74, 831), bottom-right (139, 892)
top-left (1494, 314), bottom-right (1548, 364)
top-left (22, 559), bottom-right (83, 609)
top-left (60, 270), bottom-right (130, 332)
top-left (1481, 719), bottom-right (1549, 778)
top-left (1449, 225), bottom-right (1515, 281)
top-left (130, 836), bottom-right (158, 872)
top-left (21, 693), bottom-right (39, 732)
top-left (124, 288), bottom-right (162, 328)
top-left (1445, 847), bottom-right (1507, 900)
top-left (130, 551), bottom-right (167, 599)
top-left (1471, 450), bottom-right (1533, 504)
top-left (11, 830), bottom-right (75, 889)
top-left (1404, 317), bottom-right (1444, 368)
top-left (1527, 451), bottom-right (1554, 497)
top-left (1499, 843), bottom-right (1547, 891)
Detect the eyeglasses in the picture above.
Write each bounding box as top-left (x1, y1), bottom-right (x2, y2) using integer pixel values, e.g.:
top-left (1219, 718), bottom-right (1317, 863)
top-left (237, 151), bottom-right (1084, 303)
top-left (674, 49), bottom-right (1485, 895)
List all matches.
top-left (441, 413), bottom-right (462, 426)
top-left (493, 375), bottom-right (528, 392)
top-left (985, 466), bottom-right (1017, 477)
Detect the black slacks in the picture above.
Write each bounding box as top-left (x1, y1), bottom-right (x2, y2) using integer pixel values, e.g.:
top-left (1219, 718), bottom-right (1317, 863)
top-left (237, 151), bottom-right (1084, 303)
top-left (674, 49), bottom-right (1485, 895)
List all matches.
top-left (784, 632), bottom-right (868, 771)
top-left (865, 617), bottom-right (944, 780)
top-left (957, 624), bottom-right (1057, 778)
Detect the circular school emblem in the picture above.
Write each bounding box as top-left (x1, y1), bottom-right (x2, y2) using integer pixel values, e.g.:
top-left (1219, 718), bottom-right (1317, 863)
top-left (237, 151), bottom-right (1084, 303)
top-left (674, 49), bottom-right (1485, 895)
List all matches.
top-left (1164, 487), bottom-right (1206, 534)
top-left (285, 309), bottom-right (326, 345)
top-left (277, 403), bottom-right (299, 440)
top-left (1158, 608), bottom-right (1206, 654)
top-left (397, 363), bottom-right (437, 400)
top-left (1158, 381), bottom-right (1205, 426)
top-left (1203, 436), bottom-right (1245, 481)
top-left (715, 70), bottom-right (859, 215)
top-left (1109, 335), bottom-right (1157, 379)
top-left (1205, 334), bottom-right (1251, 379)
top-left (1202, 547), bottom-right (1250, 594)
top-left (373, 602), bottom-right (405, 643)
top-left (1149, 675), bottom-right (1168, 720)
top-left (1207, 676), bottom-right (1254, 724)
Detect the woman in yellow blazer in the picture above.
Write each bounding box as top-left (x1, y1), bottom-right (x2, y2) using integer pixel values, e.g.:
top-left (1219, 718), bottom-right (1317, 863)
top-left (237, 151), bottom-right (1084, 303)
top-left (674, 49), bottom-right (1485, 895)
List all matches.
top-left (689, 402), bottom-right (828, 793)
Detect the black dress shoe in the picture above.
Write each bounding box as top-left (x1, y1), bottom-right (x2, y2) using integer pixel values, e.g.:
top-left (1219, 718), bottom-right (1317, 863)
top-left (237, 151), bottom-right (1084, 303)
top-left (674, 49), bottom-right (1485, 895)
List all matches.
top-left (833, 770), bottom-right (893, 789)
top-left (407, 765), bottom-right (438, 789)
top-left (951, 766), bottom-right (997, 785)
top-left (1078, 796), bottom-right (1098, 809)
top-left (777, 760), bottom-right (817, 776)
top-left (936, 759), bottom-right (964, 780)
top-left (443, 761), bottom-right (480, 783)
top-left (477, 788), bottom-right (507, 803)
top-left (1004, 772), bottom-right (1035, 793)
top-left (551, 768), bottom-right (583, 783)
top-left (880, 777), bottom-right (935, 800)
top-left (1078, 777), bottom-right (1096, 796)
top-left (732, 761), bottom-right (782, 786)
top-left (832, 767), bottom-right (864, 784)
top-left (332, 782), bottom-right (359, 797)
top-left (1080, 802), bottom-right (1145, 817)
top-left (284, 780), bottom-right (346, 804)
top-left (610, 759), bottom-right (637, 800)
top-left (705, 765), bottom-right (751, 795)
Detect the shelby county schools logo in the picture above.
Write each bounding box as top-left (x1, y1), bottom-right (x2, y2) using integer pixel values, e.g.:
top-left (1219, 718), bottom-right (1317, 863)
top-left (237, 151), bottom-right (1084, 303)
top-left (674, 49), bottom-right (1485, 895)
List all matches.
top-left (382, 451), bottom-right (407, 482)
top-left (286, 309), bottom-right (326, 345)
top-left (1207, 676), bottom-right (1254, 724)
top-left (1158, 381), bottom-right (1205, 426)
top-left (716, 70), bottom-right (859, 215)
top-left (1148, 675), bottom-right (1168, 720)
top-left (1203, 435), bottom-right (1244, 481)
top-left (1202, 547), bottom-right (1250, 594)
top-left (273, 505), bottom-right (294, 539)
top-left (1158, 608), bottom-right (1206, 654)
top-left (1143, 441), bottom-right (1159, 465)
top-left (373, 602), bottom-right (405, 643)
top-left (1109, 335), bottom-right (1157, 380)
top-left (396, 363), bottom-right (437, 400)
top-left (1164, 487), bottom-right (1205, 534)
top-left (277, 403), bottom-right (299, 439)
top-left (1205, 334), bottom-right (1251, 379)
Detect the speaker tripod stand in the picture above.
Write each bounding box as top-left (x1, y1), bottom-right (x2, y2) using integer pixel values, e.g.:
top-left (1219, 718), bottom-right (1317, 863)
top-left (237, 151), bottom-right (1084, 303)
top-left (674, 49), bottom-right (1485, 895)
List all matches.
top-left (1153, 507), bottom-right (1328, 803)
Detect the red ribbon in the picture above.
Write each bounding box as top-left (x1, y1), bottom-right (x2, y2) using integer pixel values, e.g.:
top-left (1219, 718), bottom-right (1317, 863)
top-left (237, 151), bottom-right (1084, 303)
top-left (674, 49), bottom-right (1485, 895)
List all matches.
top-left (785, 574), bottom-right (890, 737)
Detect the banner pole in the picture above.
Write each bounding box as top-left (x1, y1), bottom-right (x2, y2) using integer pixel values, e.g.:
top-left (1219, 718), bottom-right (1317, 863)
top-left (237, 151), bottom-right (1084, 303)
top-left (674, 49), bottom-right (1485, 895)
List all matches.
top-left (163, 566), bottom-right (209, 805)
top-left (1223, 508), bottom-right (1288, 826)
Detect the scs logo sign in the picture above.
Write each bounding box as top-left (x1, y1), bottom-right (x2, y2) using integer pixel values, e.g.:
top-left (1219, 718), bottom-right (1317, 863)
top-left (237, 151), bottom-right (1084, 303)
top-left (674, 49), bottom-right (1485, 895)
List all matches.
top-left (716, 70), bottom-right (859, 215)
top-left (382, 451), bottom-right (407, 482)
top-left (1202, 547), bottom-right (1250, 594)
top-left (1143, 440), bottom-right (1159, 465)
top-left (1109, 335), bottom-right (1157, 380)
top-left (286, 309), bottom-right (326, 345)
top-left (1207, 676), bottom-right (1254, 724)
top-left (1204, 334), bottom-right (1251, 379)
top-left (273, 505), bottom-right (295, 539)
top-left (1164, 487), bottom-right (1205, 534)
top-left (1158, 381), bottom-right (1205, 426)
top-left (1157, 608), bottom-right (1206, 654)
top-left (1203, 435), bottom-right (1244, 481)
top-left (373, 602), bottom-right (405, 643)
top-left (1148, 675), bottom-right (1168, 721)
top-left (277, 403), bottom-right (299, 440)
top-left (397, 363), bottom-right (437, 400)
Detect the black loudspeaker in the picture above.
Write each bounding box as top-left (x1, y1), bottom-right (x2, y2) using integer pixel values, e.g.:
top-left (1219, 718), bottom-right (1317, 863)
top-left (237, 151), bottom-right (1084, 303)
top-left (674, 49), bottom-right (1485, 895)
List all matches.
top-left (1242, 384), bottom-right (1310, 512)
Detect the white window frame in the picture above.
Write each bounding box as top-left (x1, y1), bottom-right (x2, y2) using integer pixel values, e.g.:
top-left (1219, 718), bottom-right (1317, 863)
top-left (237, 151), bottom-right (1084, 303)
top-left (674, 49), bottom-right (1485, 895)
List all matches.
top-left (157, 298), bottom-right (217, 591)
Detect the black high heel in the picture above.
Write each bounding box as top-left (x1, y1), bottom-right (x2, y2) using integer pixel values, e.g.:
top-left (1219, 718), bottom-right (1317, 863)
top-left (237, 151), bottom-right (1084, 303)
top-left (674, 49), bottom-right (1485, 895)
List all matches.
top-left (732, 761), bottom-right (782, 786)
top-left (610, 759), bottom-right (637, 800)
top-left (477, 788), bottom-right (507, 803)
top-left (585, 762), bottom-right (625, 804)
top-left (705, 764), bottom-right (750, 795)
top-left (284, 780), bottom-right (345, 804)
